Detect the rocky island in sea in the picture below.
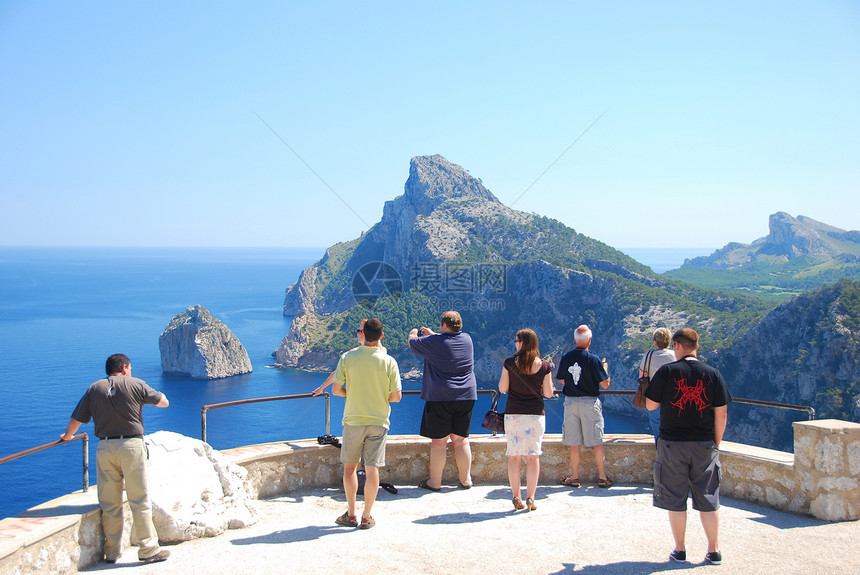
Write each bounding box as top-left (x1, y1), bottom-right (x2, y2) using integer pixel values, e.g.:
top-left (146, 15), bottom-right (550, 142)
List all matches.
top-left (160, 304), bottom-right (252, 379)
top-left (273, 154), bottom-right (860, 451)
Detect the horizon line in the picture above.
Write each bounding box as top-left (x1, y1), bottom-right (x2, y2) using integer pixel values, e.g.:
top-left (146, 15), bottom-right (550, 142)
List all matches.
top-left (0, 244), bottom-right (718, 251)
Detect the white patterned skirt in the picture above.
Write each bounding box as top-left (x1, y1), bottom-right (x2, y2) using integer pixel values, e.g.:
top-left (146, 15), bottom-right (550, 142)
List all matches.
top-left (504, 414), bottom-right (546, 456)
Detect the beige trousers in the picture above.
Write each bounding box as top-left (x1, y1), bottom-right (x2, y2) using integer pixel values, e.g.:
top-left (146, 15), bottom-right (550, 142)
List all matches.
top-left (96, 437), bottom-right (161, 560)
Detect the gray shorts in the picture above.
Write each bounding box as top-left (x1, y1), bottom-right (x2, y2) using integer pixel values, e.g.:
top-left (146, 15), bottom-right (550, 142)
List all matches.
top-left (340, 424), bottom-right (388, 467)
top-left (653, 439), bottom-right (721, 512)
top-left (561, 396), bottom-right (604, 447)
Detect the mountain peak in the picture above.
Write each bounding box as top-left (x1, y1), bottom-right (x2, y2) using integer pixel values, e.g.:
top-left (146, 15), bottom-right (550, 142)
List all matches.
top-left (683, 212), bottom-right (860, 268)
top-left (401, 155), bottom-right (499, 215)
top-left (759, 212), bottom-right (832, 258)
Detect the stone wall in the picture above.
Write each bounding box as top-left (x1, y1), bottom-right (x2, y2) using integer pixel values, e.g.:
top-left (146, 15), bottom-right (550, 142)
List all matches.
top-left (2, 422), bottom-right (858, 574)
top-left (0, 490), bottom-right (128, 575)
top-left (793, 420), bottom-right (860, 521)
top-left (230, 426), bottom-right (860, 523)
top-left (230, 434), bottom-right (657, 498)
top-left (719, 419), bottom-right (860, 521)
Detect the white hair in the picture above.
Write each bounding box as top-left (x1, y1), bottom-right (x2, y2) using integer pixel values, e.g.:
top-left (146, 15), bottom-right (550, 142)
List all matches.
top-left (574, 325), bottom-right (592, 345)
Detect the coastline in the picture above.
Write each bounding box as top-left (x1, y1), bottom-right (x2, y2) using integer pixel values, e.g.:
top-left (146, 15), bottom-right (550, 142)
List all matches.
top-left (0, 246), bottom-right (707, 520)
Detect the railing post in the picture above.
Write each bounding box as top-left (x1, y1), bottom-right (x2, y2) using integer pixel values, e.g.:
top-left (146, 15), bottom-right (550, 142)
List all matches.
top-left (324, 393), bottom-right (331, 436)
top-left (82, 434), bottom-right (89, 492)
top-left (201, 406), bottom-right (208, 444)
top-left (490, 389), bottom-right (500, 436)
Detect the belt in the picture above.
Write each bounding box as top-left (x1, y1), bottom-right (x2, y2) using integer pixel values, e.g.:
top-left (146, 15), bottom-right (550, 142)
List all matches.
top-left (99, 434), bottom-right (143, 440)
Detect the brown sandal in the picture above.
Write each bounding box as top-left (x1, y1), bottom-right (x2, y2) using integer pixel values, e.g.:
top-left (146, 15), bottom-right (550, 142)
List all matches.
top-left (560, 476), bottom-right (580, 488)
top-left (526, 497), bottom-right (537, 511)
top-left (335, 511), bottom-right (358, 527)
top-left (512, 497), bottom-right (525, 511)
top-left (598, 477), bottom-right (613, 488)
top-left (359, 516), bottom-right (375, 529)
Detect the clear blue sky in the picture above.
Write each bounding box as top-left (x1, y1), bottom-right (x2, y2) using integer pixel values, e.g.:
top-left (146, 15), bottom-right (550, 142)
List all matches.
top-left (1, 1), bottom-right (858, 250)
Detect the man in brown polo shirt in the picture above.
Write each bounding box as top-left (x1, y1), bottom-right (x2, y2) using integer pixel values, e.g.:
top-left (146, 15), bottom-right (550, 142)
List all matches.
top-left (60, 354), bottom-right (170, 564)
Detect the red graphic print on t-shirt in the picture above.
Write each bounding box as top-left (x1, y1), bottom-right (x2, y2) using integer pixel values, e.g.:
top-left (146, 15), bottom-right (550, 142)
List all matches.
top-left (671, 376), bottom-right (710, 416)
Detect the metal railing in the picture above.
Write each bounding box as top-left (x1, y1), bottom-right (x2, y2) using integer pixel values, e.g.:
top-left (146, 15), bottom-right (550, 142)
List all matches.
top-left (199, 387), bottom-right (812, 446)
top-left (732, 397), bottom-right (815, 421)
top-left (0, 433), bottom-right (90, 492)
top-left (201, 392), bottom-right (331, 444)
top-left (727, 397), bottom-right (814, 419)
top-left (571, 389), bottom-right (815, 419)
top-left (200, 388), bottom-right (500, 443)
top-left (402, 389), bottom-right (498, 401)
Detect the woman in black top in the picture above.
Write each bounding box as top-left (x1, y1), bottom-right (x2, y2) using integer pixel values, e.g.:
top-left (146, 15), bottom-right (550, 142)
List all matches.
top-left (497, 329), bottom-right (554, 511)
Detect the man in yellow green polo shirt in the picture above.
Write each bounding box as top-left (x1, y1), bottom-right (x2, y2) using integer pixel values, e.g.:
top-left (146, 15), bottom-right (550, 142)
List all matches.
top-left (331, 318), bottom-right (402, 529)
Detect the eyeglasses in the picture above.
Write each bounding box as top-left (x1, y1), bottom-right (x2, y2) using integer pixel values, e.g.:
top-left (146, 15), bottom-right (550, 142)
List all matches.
top-left (356, 329), bottom-right (364, 334)
top-left (514, 338), bottom-right (521, 343)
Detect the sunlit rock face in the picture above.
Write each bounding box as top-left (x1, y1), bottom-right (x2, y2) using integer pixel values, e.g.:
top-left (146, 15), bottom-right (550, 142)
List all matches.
top-left (273, 154), bottom-right (666, 379)
top-left (146, 431), bottom-right (257, 542)
top-left (159, 305), bottom-right (252, 379)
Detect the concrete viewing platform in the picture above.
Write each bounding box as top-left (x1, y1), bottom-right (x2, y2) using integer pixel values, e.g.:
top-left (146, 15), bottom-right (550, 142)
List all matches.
top-left (2, 420), bottom-right (858, 574)
top-left (90, 482), bottom-right (858, 575)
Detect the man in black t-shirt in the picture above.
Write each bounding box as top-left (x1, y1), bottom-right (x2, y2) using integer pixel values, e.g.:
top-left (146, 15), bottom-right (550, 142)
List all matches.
top-left (645, 328), bottom-right (730, 566)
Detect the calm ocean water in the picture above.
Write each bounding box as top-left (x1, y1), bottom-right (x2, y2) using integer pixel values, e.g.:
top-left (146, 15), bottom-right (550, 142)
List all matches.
top-left (618, 247), bottom-right (712, 274)
top-left (0, 246), bottom-right (706, 519)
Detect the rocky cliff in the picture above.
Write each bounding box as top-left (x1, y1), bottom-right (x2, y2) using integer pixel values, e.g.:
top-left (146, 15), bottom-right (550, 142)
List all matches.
top-left (712, 278), bottom-right (860, 450)
top-left (683, 212), bottom-right (860, 269)
top-left (273, 155), bottom-right (770, 400)
top-left (271, 155), bottom-right (860, 450)
top-left (160, 305), bottom-right (253, 379)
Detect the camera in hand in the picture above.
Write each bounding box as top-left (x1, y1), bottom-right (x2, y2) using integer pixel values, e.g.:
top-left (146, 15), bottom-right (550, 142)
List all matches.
top-left (317, 434), bottom-right (342, 448)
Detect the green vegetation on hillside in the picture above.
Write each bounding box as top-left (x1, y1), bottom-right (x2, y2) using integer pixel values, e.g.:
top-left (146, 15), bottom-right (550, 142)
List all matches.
top-left (809, 279), bottom-right (860, 421)
top-left (308, 289), bottom-right (439, 356)
top-left (316, 238), bottom-right (362, 302)
top-left (612, 276), bottom-right (772, 350)
top-left (665, 255), bottom-right (860, 302)
top-left (458, 211), bottom-right (653, 275)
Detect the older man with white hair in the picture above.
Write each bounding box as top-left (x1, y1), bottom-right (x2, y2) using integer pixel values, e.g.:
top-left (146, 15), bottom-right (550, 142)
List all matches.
top-left (556, 325), bottom-right (612, 488)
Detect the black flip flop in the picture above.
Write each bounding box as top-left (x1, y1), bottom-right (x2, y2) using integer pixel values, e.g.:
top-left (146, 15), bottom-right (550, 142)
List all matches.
top-left (418, 478), bottom-right (441, 492)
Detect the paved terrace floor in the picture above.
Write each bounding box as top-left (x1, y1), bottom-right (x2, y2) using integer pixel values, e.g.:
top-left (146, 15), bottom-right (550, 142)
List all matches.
top-left (86, 482), bottom-right (858, 575)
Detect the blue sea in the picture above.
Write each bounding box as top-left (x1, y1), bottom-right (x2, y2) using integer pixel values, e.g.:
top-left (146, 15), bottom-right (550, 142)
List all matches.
top-left (618, 247), bottom-right (711, 274)
top-left (0, 246), bottom-right (708, 519)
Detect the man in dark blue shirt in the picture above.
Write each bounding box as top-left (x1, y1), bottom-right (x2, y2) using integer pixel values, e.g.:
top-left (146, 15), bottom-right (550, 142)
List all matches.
top-left (555, 325), bottom-right (612, 488)
top-left (408, 310), bottom-right (477, 491)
